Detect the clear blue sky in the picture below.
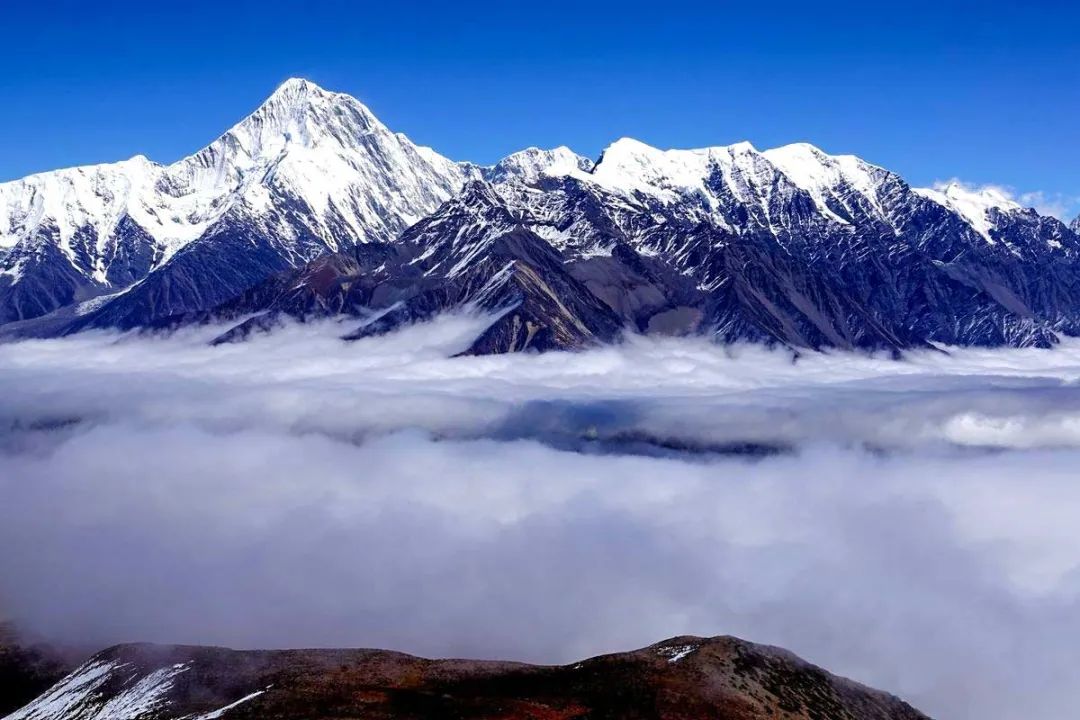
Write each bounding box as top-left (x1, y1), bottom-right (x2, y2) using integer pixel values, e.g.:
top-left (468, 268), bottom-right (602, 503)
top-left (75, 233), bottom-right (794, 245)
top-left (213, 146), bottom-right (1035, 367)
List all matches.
top-left (3, 0), bottom-right (1078, 217)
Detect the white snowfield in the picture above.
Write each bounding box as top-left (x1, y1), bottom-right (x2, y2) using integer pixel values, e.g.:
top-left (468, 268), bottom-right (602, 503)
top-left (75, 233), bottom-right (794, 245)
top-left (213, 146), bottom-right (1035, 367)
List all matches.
top-left (0, 77), bottom-right (1040, 292)
top-left (2, 658), bottom-right (264, 720)
top-left (656, 643), bottom-right (699, 664)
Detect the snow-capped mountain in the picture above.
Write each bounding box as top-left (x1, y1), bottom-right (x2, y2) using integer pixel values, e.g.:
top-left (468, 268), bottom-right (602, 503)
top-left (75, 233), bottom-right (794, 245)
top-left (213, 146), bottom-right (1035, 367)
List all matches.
top-left (2, 79), bottom-right (1079, 352)
top-left (0, 78), bottom-right (474, 325)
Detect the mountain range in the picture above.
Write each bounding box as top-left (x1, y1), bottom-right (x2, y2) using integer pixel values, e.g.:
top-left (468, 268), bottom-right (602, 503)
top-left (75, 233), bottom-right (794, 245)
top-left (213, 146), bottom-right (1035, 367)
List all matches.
top-left (3, 78), bottom-right (1079, 353)
top-left (1, 630), bottom-right (930, 720)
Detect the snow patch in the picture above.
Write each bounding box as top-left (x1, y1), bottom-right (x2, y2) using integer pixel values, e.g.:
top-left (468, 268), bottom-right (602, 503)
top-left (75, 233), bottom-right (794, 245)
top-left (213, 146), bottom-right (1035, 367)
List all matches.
top-left (186, 689), bottom-right (268, 720)
top-left (656, 644), bottom-right (698, 663)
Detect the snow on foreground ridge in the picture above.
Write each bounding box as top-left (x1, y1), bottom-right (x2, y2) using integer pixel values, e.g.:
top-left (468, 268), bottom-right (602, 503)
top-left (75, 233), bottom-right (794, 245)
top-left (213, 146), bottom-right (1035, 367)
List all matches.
top-left (3, 657), bottom-right (265, 720)
top-left (6, 317), bottom-right (1080, 720)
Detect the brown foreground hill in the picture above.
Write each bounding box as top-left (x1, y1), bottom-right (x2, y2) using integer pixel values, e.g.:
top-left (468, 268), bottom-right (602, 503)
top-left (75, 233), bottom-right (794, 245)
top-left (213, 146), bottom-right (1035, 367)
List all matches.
top-left (3, 634), bottom-right (930, 720)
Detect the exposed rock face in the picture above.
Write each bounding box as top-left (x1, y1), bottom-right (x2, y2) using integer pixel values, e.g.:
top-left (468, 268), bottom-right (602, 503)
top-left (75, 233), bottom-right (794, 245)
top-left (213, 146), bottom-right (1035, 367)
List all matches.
top-left (4, 636), bottom-right (930, 720)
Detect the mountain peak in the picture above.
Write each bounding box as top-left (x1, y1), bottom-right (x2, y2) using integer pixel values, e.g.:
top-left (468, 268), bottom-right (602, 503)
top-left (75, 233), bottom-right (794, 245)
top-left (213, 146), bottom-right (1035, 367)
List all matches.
top-left (251, 77), bottom-right (372, 127)
top-left (274, 77), bottom-right (322, 94)
top-left (0, 77), bottom-right (471, 317)
top-left (484, 146), bottom-right (594, 183)
top-left (762, 142), bottom-right (897, 225)
top-left (589, 137), bottom-right (770, 203)
top-left (762, 141), bottom-right (881, 176)
top-left (452, 179), bottom-right (512, 212)
top-left (264, 77), bottom-right (341, 106)
top-left (603, 136), bottom-right (657, 154)
top-left (725, 140), bottom-right (759, 154)
top-left (187, 78), bottom-right (384, 177)
top-left (938, 180), bottom-right (1018, 209)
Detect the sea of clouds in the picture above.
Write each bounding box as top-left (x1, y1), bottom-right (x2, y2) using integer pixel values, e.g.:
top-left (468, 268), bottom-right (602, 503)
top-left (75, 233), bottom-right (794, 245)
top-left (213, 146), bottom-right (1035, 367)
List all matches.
top-left (4, 315), bottom-right (1080, 719)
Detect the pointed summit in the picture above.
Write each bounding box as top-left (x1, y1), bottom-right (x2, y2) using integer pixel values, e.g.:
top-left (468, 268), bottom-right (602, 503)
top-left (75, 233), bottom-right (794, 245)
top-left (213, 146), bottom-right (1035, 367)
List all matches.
top-left (223, 78), bottom-right (378, 155)
top-left (272, 77), bottom-right (322, 96)
top-left (171, 76), bottom-right (471, 248)
top-left (180, 77), bottom-right (388, 195)
top-left (258, 78), bottom-right (347, 116)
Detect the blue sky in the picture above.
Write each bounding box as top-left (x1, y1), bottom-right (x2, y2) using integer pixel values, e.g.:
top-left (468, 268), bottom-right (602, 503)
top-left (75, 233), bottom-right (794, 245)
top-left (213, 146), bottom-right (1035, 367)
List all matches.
top-left (3, 0), bottom-right (1078, 218)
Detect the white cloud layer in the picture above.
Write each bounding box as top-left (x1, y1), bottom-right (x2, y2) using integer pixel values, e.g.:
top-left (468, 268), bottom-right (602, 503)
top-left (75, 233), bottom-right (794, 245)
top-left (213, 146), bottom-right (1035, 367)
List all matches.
top-left (1017, 190), bottom-right (1080, 221)
top-left (931, 177), bottom-right (1079, 221)
top-left (4, 317), bottom-right (1080, 720)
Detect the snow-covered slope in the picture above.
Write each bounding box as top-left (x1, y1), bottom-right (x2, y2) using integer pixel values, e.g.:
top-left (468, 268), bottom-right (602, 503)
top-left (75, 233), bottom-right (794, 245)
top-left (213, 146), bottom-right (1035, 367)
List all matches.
top-left (3, 654), bottom-right (264, 720)
top-left (0, 156), bottom-right (169, 280)
top-left (586, 138), bottom-right (785, 229)
top-left (0, 78), bottom-right (474, 324)
top-left (762, 142), bottom-right (899, 226)
top-left (557, 137), bottom-right (920, 245)
top-left (173, 78), bottom-right (471, 246)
